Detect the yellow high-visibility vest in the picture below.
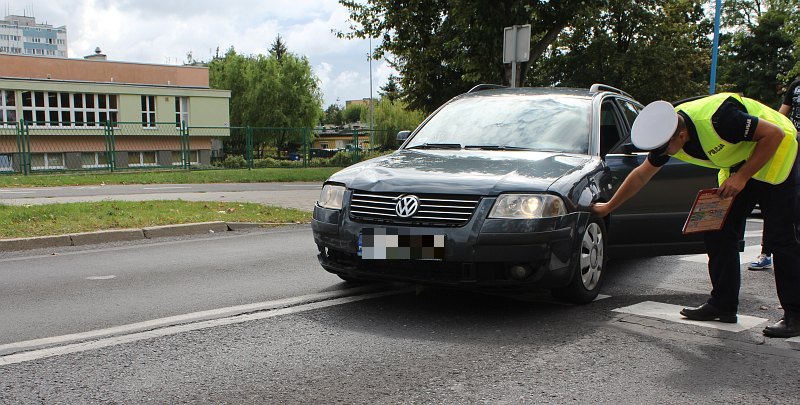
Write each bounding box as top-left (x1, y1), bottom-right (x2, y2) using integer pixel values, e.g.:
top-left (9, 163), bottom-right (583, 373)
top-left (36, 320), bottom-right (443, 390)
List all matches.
top-left (671, 93), bottom-right (798, 185)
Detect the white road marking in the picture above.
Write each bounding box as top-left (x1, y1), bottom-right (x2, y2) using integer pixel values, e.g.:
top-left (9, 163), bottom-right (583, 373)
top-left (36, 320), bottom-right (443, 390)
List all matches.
top-left (142, 186), bottom-right (193, 190)
top-left (680, 244), bottom-right (762, 264)
top-left (0, 190), bottom-right (35, 194)
top-left (0, 289), bottom-right (400, 366)
top-left (0, 285), bottom-right (397, 359)
top-left (595, 294), bottom-right (611, 301)
top-left (85, 275), bottom-right (116, 280)
top-left (612, 301), bottom-right (768, 332)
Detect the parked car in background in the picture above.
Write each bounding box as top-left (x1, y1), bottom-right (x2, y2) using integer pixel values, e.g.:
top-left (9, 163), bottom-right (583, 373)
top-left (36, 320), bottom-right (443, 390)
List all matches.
top-left (311, 84), bottom-right (716, 303)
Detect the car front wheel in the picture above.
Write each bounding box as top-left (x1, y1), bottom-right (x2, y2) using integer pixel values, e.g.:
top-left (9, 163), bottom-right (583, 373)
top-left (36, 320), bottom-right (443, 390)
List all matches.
top-left (552, 218), bottom-right (606, 304)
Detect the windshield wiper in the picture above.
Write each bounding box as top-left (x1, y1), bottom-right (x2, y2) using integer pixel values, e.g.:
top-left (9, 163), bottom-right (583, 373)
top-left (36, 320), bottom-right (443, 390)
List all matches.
top-left (406, 143), bottom-right (462, 150)
top-left (463, 145), bottom-right (533, 151)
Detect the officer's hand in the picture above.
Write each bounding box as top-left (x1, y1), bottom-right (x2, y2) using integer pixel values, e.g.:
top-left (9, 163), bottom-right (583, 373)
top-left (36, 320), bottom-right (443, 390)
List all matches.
top-left (591, 202), bottom-right (611, 218)
top-left (718, 174), bottom-right (747, 199)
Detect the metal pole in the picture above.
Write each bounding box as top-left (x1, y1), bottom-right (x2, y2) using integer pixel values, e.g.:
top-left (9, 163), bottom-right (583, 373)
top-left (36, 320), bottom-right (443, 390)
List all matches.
top-left (510, 26), bottom-right (518, 88)
top-left (369, 37), bottom-right (374, 150)
top-left (709, 0), bottom-right (722, 95)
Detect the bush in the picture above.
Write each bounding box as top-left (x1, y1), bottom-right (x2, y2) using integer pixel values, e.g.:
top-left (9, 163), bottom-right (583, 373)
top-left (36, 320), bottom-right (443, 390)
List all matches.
top-left (222, 155), bottom-right (247, 168)
top-left (253, 158), bottom-right (303, 168)
top-left (330, 151), bottom-right (354, 166)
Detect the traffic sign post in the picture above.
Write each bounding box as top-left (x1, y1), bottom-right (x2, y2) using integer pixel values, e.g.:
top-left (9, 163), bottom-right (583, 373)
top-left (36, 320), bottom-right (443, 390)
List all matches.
top-left (503, 24), bottom-right (531, 88)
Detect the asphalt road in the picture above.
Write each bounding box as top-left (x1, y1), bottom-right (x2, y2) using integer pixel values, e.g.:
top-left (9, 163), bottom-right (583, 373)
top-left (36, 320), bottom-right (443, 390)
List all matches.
top-left (0, 182), bottom-right (323, 211)
top-left (1, 220), bottom-right (798, 403)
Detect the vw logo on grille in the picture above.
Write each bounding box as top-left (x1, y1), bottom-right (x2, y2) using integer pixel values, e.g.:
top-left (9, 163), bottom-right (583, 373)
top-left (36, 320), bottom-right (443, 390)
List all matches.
top-left (395, 195), bottom-right (420, 218)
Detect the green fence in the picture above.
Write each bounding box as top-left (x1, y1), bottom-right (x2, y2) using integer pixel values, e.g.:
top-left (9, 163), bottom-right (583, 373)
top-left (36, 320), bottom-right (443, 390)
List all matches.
top-left (0, 119), bottom-right (387, 175)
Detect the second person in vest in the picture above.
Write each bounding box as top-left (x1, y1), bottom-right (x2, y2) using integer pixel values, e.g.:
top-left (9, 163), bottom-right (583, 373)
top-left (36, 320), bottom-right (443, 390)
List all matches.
top-left (591, 92), bottom-right (800, 338)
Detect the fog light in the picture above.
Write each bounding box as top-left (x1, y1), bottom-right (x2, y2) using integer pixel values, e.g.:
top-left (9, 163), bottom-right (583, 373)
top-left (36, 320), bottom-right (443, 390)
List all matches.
top-left (507, 265), bottom-right (532, 280)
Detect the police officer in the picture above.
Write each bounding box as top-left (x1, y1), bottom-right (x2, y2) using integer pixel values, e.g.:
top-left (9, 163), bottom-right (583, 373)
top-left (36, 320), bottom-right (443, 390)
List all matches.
top-left (592, 92), bottom-right (800, 338)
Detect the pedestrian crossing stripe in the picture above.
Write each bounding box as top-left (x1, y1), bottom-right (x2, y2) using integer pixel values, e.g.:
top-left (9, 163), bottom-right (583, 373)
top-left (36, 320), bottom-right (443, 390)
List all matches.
top-left (612, 301), bottom-right (768, 332)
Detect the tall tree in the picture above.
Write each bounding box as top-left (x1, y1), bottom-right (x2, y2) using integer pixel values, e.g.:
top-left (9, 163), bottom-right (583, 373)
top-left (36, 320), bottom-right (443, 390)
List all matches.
top-left (379, 74), bottom-right (401, 102)
top-left (370, 99), bottom-right (425, 149)
top-left (342, 104), bottom-right (365, 124)
top-left (270, 34), bottom-right (288, 62)
top-left (528, 0), bottom-right (713, 104)
top-left (718, 0), bottom-right (799, 105)
top-left (338, 0), bottom-right (604, 113)
top-left (323, 103), bottom-right (344, 126)
top-left (209, 47), bottom-right (323, 156)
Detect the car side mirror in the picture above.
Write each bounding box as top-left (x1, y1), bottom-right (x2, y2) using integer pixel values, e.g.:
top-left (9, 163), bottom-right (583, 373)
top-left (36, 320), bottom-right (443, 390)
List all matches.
top-left (622, 143), bottom-right (637, 155)
top-left (396, 130), bottom-right (411, 145)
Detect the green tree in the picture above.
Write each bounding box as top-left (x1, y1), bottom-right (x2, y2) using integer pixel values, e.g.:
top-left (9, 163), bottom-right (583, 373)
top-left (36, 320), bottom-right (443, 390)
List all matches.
top-left (338, 0), bottom-right (604, 113)
top-left (379, 74), bottom-right (401, 102)
top-left (371, 99), bottom-right (425, 149)
top-left (718, 0), bottom-right (798, 106)
top-left (528, 0), bottom-right (713, 104)
top-left (342, 104), bottom-right (365, 123)
top-left (209, 47), bottom-right (323, 156)
top-left (270, 34), bottom-right (288, 62)
top-left (323, 103), bottom-right (344, 126)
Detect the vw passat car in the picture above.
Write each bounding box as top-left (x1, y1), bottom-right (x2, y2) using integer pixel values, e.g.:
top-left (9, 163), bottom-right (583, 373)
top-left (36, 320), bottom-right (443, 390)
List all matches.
top-left (312, 84), bottom-right (715, 303)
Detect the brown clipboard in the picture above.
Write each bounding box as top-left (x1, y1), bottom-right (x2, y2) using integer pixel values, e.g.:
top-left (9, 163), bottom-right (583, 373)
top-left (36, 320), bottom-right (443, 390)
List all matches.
top-left (682, 188), bottom-right (735, 234)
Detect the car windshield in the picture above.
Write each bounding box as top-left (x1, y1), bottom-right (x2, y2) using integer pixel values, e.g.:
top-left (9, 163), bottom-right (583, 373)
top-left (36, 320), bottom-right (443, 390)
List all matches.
top-left (405, 94), bottom-right (591, 154)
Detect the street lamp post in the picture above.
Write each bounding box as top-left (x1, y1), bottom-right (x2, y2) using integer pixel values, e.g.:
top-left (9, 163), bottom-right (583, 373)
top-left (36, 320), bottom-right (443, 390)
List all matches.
top-left (369, 37), bottom-right (374, 150)
top-left (709, 0), bottom-right (722, 95)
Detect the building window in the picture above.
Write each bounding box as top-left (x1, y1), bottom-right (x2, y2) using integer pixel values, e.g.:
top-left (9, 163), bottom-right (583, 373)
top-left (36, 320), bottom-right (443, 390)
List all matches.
top-left (0, 89), bottom-right (16, 125)
top-left (128, 151), bottom-right (157, 166)
top-left (171, 150), bottom-right (199, 165)
top-left (0, 154), bottom-right (12, 171)
top-left (81, 152), bottom-right (109, 168)
top-left (20, 91), bottom-right (117, 127)
top-left (175, 97), bottom-right (188, 128)
top-left (31, 153), bottom-right (64, 170)
top-left (141, 96), bottom-right (156, 128)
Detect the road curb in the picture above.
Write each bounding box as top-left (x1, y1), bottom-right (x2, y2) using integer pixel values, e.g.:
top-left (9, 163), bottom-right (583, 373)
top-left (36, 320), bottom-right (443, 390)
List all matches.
top-left (0, 222), bottom-right (294, 252)
top-left (142, 222), bottom-right (229, 239)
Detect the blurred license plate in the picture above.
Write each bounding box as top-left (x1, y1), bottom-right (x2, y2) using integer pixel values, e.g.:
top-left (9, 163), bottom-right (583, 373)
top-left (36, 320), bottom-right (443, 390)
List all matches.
top-left (358, 228), bottom-right (445, 260)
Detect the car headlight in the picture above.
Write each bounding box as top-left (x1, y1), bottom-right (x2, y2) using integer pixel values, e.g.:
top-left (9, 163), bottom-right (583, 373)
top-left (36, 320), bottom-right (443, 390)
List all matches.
top-left (489, 194), bottom-right (567, 219)
top-left (318, 184), bottom-right (346, 210)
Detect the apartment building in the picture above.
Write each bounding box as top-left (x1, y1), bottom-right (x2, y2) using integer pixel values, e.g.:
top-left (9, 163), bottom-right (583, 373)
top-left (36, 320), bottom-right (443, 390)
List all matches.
top-left (0, 14), bottom-right (67, 57)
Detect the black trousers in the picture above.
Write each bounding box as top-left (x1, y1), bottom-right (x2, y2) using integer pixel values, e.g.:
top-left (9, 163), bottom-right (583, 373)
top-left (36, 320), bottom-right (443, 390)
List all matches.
top-left (703, 154), bottom-right (800, 318)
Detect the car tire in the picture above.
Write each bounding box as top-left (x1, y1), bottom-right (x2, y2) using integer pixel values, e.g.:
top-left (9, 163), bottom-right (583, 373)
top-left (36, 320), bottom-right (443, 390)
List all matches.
top-left (337, 274), bottom-right (368, 284)
top-left (552, 217), bottom-right (606, 304)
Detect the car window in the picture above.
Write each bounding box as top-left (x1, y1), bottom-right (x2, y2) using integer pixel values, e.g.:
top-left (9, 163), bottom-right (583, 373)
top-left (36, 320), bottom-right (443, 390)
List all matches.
top-left (616, 99), bottom-right (640, 128)
top-left (600, 100), bottom-right (624, 157)
top-left (610, 99), bottom-right (646, 153)
top-left (406, 95), bottom-right (591, 154)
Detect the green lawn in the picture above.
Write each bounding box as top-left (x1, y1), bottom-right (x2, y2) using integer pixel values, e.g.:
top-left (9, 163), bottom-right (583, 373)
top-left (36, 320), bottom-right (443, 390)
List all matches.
top-left (0, 167), bottom-right (342, 188)
top-left (0, 201), bottom-right (312, 239)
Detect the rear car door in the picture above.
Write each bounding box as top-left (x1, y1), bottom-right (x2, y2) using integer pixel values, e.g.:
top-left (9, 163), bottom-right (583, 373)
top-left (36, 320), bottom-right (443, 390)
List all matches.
top-left (600, 97), bottom-right (717, 256)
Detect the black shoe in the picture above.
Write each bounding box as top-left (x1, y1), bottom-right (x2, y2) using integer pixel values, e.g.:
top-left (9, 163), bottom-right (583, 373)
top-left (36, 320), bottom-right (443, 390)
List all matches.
top-left (763, 316), bottom-right (800, 338)
top-left (680, 303), bottom-right (738, 323)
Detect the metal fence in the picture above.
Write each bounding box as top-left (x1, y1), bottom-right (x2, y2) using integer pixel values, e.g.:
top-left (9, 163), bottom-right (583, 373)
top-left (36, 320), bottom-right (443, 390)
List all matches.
top-left (0, 119), bottom-right (387, 175)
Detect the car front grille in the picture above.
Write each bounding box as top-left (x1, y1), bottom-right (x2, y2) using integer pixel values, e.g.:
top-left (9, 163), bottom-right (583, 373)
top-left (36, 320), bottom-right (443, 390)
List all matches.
top-left (349, 190), bottom-right (481, 227)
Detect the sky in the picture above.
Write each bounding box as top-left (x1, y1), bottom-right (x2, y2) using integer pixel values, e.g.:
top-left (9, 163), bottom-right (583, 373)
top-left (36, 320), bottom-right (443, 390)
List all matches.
top-left (6, 0), bottom-right (394, 107)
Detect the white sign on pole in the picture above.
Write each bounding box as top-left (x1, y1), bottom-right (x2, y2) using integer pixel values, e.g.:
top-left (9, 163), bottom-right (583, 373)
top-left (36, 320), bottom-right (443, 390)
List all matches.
top-left (502, 24), bottom-right (531, 63)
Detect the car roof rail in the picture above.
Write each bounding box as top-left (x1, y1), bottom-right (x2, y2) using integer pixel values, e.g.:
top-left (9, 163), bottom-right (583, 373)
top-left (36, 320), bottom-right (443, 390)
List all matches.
top-left (467, 84), bottom-right (507, 93)
top-left (589, 83), bottom-right (632, 99)
top-left (672, 95), bottom-right (707, 106)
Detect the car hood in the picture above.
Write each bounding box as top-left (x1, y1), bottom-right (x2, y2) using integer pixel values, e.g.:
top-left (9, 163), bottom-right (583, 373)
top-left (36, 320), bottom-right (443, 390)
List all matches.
top-left (328, 149), bottom-right (591, 195)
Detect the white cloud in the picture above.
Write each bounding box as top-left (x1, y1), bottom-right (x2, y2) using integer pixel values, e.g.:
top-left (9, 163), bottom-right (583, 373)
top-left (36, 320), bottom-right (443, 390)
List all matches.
top-left (9, 0), bottom-right (397, 106)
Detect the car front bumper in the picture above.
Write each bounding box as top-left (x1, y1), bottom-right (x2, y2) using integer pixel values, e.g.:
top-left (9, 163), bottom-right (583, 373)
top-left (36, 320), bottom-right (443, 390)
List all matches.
top-left (311, 196), bottom-right (589, 291)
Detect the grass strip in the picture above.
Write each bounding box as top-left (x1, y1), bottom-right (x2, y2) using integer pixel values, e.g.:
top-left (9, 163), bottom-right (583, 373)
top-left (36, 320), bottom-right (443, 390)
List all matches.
top-left (0, 201), bottom-right (312, 239)
top-left (0, 167), bottom-right (342, 188)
